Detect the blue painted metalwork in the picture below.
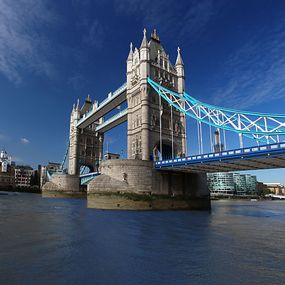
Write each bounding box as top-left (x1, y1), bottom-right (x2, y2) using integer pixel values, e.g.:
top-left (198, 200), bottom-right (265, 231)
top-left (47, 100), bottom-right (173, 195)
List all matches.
top-left (60, 140), bottom-right (70, 170)
top-left (46, 171), bottom-right (66, 182)
top-left (80, 172), bottom-right (101, 185)
top-left (148, 77), bottom-right (285, 143)
top-left (155, 142), bottom-right (285, 170)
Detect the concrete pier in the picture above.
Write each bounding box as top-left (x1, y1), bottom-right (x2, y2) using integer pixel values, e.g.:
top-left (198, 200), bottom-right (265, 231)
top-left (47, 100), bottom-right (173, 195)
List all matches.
top-left (87, 159), bottom-right (210, 210)
top-left (42, 174), bottom-right (85, 198)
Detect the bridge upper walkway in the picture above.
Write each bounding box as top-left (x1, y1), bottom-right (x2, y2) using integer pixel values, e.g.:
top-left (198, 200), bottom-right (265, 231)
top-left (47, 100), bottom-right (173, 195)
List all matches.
top-left (77, 83), bottom-right (127, 129)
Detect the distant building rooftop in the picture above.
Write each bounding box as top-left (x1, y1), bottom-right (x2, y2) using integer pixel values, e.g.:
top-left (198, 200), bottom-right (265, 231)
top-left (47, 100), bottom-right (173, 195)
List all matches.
top-left (15, 165), bottom-right (33, 170)
top-left (264, 182), bottom-right (284, 187)
top-left (104, 152), bottom-right (120, 160)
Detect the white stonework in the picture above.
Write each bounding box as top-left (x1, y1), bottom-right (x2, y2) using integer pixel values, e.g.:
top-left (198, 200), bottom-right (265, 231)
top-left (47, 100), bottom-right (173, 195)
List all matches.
top-left (127, 29), bottom-right (187, 160)
top-left (68, 29), bottom-right (188, 174)
top-left (68, 97), bottom-right (104, 175)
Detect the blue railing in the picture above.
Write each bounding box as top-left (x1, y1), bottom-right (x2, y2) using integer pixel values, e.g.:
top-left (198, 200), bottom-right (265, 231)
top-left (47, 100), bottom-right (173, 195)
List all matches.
top-left (80, 172), bottom-right (101, 185)
top-left (155, 142), bottom-right (285, 168)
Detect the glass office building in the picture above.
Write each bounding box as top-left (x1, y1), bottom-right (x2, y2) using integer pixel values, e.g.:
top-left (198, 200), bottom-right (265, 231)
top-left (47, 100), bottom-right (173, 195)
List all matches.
top-left (207, 173), bottom-right (235, 195)
top-left (207, 173), bottom-right (257, 196)
top-left (245, 174), bottom-right (257, 195)
top-left (233, 174), bottom-right (247, 195)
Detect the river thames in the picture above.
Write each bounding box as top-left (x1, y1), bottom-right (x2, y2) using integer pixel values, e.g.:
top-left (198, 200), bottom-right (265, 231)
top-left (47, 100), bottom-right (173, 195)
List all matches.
top-left (0, 193), bottom-right (284, 285)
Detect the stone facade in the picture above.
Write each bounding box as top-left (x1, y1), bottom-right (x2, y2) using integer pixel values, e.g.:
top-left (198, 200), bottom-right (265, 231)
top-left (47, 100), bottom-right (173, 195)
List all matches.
top-left (42, 174), bottom-right (80, 193)
top-left (88, 159), bottom-right (208, 197)
top-left (87, 159), bottom-right (210, 210)
top-left (68, 96), bottom-right (104, 175)
top-left (127, 29), bottom-right (187, 161)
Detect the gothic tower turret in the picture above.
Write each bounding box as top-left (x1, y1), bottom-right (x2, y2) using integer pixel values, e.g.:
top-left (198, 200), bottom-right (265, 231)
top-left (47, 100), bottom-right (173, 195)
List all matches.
top-left (68, 96), bottom-right (104, 175)
top-left (126, 29), bottom-right (187, 160)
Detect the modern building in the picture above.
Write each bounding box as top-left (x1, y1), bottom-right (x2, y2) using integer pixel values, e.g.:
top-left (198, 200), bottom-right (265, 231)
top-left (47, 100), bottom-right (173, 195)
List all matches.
top-left (207, 173), bottom-right (235, 195)
top-left (207, 172), bottom-right (258, 196)
top-left (245, 174), bottom-right (257, 195)
top-left (233, 174), bottom-right (247, 195)
top-left (207, 132), bottom-right (258, 196)
top-left (14, 166), bottom-right (34, 187)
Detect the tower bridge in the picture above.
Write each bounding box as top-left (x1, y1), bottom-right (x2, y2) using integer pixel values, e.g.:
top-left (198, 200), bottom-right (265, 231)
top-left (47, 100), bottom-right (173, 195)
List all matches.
top-left (43, 29), bottom-right (285, 210)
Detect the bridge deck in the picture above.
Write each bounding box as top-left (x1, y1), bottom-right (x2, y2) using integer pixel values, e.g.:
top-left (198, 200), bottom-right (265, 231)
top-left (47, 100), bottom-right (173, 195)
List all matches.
top-left (155, 143), bottom-right (285, 173)
top-left (96, 109), bottom-right (127, 133)
top-left (77, 83), bottom-right (126, 129)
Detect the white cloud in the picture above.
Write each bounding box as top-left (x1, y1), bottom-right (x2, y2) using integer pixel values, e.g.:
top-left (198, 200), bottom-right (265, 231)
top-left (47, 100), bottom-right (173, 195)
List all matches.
top-left (114, 0), bottom-right (221, 39)
top-left (20, 138), bottom-right (30, 144)
top-left (210, 17), bottom-right (285, 109)
top-left (0, 0), bottom-right (56, 83)
top-left (77, 19), bottom-right (105, 49)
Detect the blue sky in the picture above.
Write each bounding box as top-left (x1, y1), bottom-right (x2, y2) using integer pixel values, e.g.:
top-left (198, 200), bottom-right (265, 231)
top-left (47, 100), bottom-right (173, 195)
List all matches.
top-left (1, 0), bottom-right (285, 183)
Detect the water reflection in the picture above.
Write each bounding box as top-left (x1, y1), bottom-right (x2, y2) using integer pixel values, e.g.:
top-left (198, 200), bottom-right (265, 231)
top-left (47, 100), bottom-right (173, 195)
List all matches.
top-left (0, 194), bottom-right (284, 285)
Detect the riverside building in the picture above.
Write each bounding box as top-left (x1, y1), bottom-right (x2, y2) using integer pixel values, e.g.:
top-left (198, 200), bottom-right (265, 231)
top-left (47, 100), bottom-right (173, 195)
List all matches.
top-left (207, 130), bottom-right (257, 196)
top-left (207, 173), bottom-right (257, 196)
top-left (263, 183), bottom-right (285, 195)
top-left (207, 173), bottom-right (235, 196)
top-left (14, 166), bottom-right (34, 187)
top-left (233, 174), bottom-right (247, 195)
top-left (0, 150), bottom-right (15, 188)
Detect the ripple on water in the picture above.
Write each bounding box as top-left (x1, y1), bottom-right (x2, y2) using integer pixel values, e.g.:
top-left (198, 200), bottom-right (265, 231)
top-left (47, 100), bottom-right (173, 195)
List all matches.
top-left (0, 194), bottom-right (284, 285)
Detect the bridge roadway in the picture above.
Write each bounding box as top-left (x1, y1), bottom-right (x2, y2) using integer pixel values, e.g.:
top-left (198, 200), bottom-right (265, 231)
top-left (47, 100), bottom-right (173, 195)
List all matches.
top-left (77, 83), bottom-right (127, 129)
top-left (155, 142), bottom-right (285, 173)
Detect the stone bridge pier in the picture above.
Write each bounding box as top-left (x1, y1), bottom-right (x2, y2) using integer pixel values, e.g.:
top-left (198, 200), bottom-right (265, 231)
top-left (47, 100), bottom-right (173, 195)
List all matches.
top-left (87, 159), bottom-right (210, 210)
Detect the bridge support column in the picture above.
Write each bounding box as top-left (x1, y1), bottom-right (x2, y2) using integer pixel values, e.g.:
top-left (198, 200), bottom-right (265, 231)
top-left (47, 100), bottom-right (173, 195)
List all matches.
top-left (87, 160), bottom-right (210, 210)
top-left (42, 174), bottom-right (84, 198)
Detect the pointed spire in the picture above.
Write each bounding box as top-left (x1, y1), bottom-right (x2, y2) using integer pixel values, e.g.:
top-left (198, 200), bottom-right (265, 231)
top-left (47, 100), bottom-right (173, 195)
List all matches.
top-left (76, 98), bottom-right (80, 110)
top-left (72, 103), bottom-right (75, 111)
top-left (86, 94), bottom-right (91, 103)
top-left (151, 29), bottom-right (160, 42)
top-left (127, 42), bottom-right (133, 61)
top-left (140, 28), bottom-right (148, 48)
top-left (175, 47), bottom-right (184, 65)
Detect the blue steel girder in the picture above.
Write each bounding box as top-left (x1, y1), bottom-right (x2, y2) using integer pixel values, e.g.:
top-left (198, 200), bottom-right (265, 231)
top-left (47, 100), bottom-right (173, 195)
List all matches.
top-left (155, 142), bottom-right (285, 172)
top-left (80, 172), bottom-right (101, 185)
top-left (147, 78), bottom-right (285, 143)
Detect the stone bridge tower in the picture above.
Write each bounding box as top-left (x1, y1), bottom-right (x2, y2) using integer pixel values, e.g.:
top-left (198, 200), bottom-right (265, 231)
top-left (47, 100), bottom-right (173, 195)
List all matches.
top-left (127, 29), bottom-right (187, 160)
top-left (68, 96), bottom-right (104, 175)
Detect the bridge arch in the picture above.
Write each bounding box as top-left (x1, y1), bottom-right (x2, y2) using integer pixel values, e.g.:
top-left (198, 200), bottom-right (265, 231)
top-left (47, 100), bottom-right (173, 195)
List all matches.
top-left (152, 139), bottom-right (177, 161)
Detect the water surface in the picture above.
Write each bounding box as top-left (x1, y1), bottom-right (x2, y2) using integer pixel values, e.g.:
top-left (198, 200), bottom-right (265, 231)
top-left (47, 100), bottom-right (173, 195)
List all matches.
top-left (0, 193), bottom-right (284, 285)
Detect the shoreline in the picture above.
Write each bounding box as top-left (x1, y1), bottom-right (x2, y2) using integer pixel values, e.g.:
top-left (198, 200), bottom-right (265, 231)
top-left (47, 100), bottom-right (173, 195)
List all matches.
top-left (211, 196), bottom-right (283, 201)
top-left (0, 187), bottom-right (41, 194)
